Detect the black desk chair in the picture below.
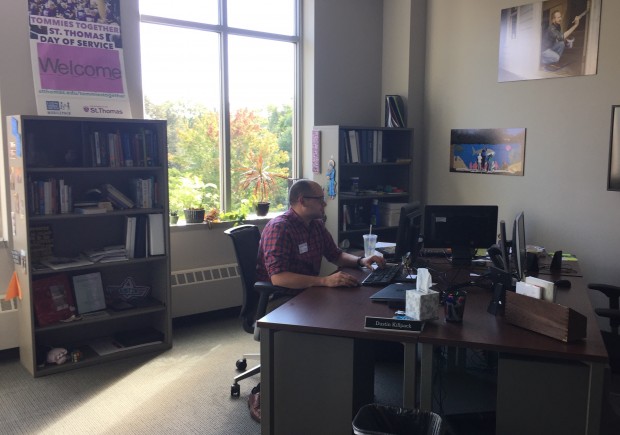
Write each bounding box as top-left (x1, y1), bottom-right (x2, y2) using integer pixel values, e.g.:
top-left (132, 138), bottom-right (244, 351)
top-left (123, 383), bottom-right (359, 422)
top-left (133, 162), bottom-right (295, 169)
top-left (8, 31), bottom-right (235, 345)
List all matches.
top-left (588, 283), bottom-right (620, 373)
top-left (225, 224), bottom-right (289, 397)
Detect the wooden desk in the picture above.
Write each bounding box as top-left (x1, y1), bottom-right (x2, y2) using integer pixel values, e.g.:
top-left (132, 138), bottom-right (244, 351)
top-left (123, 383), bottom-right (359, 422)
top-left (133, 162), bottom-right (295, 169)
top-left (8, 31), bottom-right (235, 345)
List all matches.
top-left (258, 263), bottom-right (608, 435)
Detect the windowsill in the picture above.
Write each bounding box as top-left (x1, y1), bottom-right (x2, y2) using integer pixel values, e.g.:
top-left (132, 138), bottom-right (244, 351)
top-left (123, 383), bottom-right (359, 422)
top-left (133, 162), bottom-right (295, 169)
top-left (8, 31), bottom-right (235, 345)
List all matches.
top-left (170, 210), bottom-right (284, 231)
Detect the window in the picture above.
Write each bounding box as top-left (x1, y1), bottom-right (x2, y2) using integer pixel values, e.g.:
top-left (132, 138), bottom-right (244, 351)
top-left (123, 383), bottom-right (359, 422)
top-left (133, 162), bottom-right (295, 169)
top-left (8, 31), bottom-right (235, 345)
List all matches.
top-left (140, 0), bottom-right (299, 218)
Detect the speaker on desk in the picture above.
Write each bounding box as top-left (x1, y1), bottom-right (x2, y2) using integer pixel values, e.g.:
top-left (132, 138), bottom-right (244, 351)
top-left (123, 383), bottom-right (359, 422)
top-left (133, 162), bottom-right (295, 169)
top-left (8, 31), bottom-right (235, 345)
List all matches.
top-left (526, 252), bottom-right (539, 274)
top-left (550, 250), bottom-right (563, 271)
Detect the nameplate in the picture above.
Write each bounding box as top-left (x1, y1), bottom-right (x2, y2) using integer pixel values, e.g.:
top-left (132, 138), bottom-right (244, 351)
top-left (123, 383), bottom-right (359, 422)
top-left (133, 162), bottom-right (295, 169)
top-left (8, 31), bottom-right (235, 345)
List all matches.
top-left (364, 316), bottom-right (425, 333)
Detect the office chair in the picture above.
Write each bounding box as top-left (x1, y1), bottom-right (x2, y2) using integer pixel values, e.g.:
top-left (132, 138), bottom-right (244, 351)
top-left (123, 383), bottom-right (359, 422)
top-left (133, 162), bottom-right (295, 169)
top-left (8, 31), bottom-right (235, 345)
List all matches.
top-left (588, 283), bottom-right (620, 374)
top-left (225, 224), bottom-right (290, 397)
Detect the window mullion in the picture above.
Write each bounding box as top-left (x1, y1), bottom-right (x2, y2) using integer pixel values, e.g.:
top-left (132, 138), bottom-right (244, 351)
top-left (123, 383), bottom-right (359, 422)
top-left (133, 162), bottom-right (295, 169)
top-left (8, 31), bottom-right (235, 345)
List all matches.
top-left (220, 0), bottom-right (232, 212)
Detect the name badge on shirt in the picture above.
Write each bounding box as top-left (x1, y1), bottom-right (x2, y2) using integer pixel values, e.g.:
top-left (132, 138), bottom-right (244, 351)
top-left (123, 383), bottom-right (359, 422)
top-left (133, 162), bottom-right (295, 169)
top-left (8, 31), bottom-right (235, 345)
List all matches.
top-left (299, 242), bottom-right (308, 254)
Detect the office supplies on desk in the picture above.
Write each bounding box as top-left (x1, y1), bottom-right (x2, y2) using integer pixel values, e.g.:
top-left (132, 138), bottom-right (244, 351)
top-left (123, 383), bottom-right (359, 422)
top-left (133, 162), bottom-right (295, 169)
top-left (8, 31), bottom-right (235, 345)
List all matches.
top-left (364, 315), bottom-right (425, 332)
top-left (362, 264), bottom-right (402, 286)
top-left (406, 268), bottom-right (440, 321)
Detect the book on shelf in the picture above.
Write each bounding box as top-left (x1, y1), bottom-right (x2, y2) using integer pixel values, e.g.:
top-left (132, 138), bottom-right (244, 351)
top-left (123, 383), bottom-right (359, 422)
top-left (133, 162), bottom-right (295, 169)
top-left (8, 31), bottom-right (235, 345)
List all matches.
top-left (28, 178), bottom-right (72, 215)
top-left (88, 328), bottom-right (163, 356)
top-left (342, 204), bottom-right (351, 231)
top-left (348, 130), bottom-right (360, 163)
top-left (125, 216), bottom-right (137, 259)
top-left (74, 206), bottom-right (108, 214)
top-left (88, 129), bottom-right (159, 168)
top-left (385, 95), bottom-right (406, 128)
top-left (101, 183), bottom-right (134, 209)
top-left (134, 215), bottom-right (148, 258)
top-left (148, 214), bottom-right (165, 256)
top-left (121, 133), bottom-right (134, 167)
top-left (32, 273), bottom-right (77, 326)
top-left (83, 245), bottom-right (128, 263)
top-left (130, 177), bottom-right (155, 209)
top-left (40, 256), bottom-right (94, 270)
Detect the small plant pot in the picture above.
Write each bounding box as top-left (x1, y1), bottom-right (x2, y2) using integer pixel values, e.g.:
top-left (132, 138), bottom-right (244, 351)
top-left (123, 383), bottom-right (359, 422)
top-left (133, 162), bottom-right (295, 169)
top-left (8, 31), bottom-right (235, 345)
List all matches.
top-left (256, 202), bottom-right (270, 217)
top-left (184, 209), bottom-right (205, 223)
top-left (170, 215), bottom-right (179, 225)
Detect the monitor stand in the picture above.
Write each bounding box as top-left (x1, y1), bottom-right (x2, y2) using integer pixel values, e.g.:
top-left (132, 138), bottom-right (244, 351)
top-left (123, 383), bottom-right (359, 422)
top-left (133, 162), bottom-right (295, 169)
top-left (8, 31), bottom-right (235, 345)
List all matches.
top-left (450, 246), bottom-right (473, 266)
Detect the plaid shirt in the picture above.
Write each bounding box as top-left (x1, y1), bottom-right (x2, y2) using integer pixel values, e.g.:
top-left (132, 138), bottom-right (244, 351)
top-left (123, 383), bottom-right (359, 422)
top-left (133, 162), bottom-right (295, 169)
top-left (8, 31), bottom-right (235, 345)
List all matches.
top-left (256, 208), bottom-right (342, 282)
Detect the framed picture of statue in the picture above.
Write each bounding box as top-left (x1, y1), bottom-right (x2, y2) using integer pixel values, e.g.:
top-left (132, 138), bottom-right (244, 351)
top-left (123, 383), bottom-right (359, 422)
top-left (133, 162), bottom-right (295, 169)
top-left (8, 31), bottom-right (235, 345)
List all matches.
top-left (498, 0), bottom-right (601, 82)
top-left (450, 128), bottom-right (526, 176)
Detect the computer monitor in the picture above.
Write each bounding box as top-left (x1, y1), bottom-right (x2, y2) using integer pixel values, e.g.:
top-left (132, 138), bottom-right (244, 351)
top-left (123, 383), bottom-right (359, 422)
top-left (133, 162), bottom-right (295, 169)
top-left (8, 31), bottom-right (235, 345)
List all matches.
top-left (512, 211), bottom-right (526, 280)
top-left (498, 220), bottom-right (511, 273)
top-left (423, 205), bottom-right (499, 265)
top-left (394, 202), bottom-right (423, 260)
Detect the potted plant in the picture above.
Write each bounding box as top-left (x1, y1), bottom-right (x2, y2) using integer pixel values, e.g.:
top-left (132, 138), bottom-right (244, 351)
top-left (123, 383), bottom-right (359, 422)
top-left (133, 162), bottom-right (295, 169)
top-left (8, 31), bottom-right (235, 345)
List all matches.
top-left (238, 152), bottom-right (289, 216)
top-left (169, 210), bottom-right (179, 225)
top-left (169, 176), bottom-right (218, 223)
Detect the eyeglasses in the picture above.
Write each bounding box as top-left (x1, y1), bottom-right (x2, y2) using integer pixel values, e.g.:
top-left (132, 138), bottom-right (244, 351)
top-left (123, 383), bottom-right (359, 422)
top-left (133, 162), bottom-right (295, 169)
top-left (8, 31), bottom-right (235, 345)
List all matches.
top-left (303, 195), bottom-right (326, 202)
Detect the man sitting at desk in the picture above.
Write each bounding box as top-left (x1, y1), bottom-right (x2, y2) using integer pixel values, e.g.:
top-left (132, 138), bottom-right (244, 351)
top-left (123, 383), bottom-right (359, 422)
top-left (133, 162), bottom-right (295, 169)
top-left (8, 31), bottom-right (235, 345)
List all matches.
top-left (257, 179), bottom-right (385, 289)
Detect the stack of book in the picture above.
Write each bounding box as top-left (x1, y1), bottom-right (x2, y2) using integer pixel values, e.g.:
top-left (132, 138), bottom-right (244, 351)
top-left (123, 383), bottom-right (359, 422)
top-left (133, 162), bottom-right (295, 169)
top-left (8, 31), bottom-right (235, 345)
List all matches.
top-left (130, 177), bottom-right (156, 208)
top-left (340, 130), bottom-right (384, 163)
top-left (125, 214), bottom-right (165, 259)
top-left (101, 183), bottom-right (135, 209)
top-left (73, 200), bottom-right (113, 214)
top-left (27, 178), bottom-right (72, 215)
top-left (83, 245), bottom-right (128, 263)
top-left (29, 225), bottom-right (54, 261)
top-left (89, 128), bottom-right (159, 168)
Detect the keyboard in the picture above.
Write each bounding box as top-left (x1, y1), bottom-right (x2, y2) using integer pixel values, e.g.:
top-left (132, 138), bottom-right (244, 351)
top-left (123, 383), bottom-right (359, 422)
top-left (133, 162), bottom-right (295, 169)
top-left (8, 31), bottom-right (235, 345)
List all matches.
top-left (361, 264), bottom-right (402, 286)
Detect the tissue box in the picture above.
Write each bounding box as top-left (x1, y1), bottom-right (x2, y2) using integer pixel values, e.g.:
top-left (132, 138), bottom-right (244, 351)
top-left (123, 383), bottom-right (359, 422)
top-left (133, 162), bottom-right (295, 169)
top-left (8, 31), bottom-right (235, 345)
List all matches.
top-left (405, 289), bottom-right (440, 321)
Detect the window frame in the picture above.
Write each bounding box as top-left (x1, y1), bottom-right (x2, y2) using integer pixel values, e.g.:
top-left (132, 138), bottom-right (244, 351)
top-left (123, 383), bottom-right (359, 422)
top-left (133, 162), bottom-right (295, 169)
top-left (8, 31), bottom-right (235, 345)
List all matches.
top-left (140, 0), bottom-right (301, 212)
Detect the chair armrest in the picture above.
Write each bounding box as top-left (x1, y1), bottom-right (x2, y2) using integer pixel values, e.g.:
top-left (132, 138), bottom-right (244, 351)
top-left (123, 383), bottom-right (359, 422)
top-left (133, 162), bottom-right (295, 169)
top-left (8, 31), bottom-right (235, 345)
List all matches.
top-left (254, 282), bottom-right (301, 318)
top-left (589, 283), bottom-right (620, 309)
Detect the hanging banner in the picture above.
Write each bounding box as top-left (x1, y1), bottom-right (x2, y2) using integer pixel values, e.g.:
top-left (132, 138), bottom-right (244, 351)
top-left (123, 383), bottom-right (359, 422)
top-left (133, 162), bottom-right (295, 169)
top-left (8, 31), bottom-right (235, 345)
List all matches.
top-left (28, 0), bottom-right (131, 118)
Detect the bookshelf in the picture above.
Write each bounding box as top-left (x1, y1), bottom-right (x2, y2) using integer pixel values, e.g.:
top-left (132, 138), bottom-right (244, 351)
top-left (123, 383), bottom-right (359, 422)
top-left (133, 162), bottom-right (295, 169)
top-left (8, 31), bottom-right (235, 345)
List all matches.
top-left (312, 125), bottom-right (414, 250)
top-left (6, 115), bottom-right (171, 376)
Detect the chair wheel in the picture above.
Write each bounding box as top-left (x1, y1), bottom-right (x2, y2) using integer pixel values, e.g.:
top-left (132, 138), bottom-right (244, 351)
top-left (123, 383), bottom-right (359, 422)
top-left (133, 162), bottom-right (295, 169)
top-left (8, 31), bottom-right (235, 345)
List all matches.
top-left (231, 383), bottom-right (240, 397)
top-left (236, 358), bottom-right (247, 371)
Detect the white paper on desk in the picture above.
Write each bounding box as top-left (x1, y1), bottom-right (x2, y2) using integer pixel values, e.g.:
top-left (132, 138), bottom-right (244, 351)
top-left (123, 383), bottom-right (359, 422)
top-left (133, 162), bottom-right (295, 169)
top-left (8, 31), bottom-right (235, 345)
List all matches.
top-left (376, 242), bottom-right (396, 248)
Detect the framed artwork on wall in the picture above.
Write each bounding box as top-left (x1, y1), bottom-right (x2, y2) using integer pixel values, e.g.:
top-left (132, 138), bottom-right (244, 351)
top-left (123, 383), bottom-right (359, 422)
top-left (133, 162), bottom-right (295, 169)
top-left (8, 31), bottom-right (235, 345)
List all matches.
top-left (450, 128), bottom-right (526, 176)
top-left (607, 105), bottom-right (620, 191)
top-left (498, 0), bottom-right (601, 82)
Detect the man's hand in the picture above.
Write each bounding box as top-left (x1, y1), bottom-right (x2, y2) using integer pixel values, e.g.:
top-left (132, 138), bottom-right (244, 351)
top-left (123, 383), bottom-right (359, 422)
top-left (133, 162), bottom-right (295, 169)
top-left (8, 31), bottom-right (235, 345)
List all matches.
top-left (572, 15), bottom-right (581, 25)
top-left (360, 255), bottom-right (386, 269)
top-left (324, 271), bottom-right (360, 288)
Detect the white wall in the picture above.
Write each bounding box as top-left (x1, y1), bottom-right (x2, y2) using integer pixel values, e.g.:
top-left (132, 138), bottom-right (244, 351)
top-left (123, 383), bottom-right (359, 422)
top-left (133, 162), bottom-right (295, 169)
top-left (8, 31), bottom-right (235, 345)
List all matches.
top-left (424, 0), bottom-right (620, 286)
top-left (312, 0), bottom-right (383, 126)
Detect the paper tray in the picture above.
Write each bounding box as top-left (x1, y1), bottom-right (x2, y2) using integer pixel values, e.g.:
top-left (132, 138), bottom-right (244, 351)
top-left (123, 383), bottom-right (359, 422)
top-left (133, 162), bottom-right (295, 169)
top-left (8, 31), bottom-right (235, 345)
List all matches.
top-left (504, 291), bottom-right (587, 342)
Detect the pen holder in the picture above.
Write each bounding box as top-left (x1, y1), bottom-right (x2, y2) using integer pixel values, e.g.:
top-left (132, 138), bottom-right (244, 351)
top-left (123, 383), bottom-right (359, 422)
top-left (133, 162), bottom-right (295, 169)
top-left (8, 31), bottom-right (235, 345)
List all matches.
top-left (444, 290), bottom-right (467, 323)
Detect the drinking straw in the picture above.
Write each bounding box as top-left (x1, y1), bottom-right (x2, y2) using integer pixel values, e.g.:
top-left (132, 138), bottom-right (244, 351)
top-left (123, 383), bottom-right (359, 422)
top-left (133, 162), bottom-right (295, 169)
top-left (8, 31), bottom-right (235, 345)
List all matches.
top-left (369, 225), bottom-right (372, 235)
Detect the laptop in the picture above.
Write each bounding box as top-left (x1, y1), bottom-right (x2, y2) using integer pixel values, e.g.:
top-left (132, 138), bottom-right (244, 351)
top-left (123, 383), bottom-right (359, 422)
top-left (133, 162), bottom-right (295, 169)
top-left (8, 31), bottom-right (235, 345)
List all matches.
top-left (370, 282), bottom-right (417, 303)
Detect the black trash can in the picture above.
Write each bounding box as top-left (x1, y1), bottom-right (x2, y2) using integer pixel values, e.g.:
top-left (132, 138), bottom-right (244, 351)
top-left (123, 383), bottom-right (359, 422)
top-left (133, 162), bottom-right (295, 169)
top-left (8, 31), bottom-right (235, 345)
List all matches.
top-left (352, 404), bottom-right (445, 435)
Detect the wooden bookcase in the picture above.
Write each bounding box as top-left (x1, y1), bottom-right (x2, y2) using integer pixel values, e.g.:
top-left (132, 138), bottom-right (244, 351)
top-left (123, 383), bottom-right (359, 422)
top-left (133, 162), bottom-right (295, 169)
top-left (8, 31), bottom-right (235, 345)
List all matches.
top-left (312, 125), bottom-right (414, 249)
top-left (6, 115), bottom-right (171, 376)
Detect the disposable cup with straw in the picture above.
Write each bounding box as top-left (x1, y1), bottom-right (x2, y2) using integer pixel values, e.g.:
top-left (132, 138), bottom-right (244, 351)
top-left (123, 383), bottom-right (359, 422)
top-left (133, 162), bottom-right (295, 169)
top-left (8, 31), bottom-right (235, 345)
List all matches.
top-left (363, 225), bottom-right (377, 258)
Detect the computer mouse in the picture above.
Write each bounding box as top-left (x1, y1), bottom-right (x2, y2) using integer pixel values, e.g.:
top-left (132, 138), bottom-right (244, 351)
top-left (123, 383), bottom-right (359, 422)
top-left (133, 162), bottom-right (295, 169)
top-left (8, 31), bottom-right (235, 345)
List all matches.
top-left (554, 279), bottom-right (571, 289)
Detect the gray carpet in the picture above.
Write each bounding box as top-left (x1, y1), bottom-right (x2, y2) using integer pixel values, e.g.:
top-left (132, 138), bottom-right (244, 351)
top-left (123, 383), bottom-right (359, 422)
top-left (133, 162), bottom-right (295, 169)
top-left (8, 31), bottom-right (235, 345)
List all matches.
top-left (0, 310), bottom-right (261, 434)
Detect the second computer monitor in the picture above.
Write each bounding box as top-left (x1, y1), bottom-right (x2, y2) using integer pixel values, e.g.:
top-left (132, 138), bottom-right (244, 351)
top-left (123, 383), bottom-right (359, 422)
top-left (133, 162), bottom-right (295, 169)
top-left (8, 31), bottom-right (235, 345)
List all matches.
top-left (394, 201), bottom-right (423, 260)
top-left (423, 205), bottom-right (499, 265)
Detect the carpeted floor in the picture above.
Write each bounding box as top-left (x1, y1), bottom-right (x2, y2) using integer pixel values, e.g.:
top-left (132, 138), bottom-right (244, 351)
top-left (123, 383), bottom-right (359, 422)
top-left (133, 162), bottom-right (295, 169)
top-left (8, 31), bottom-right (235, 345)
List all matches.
top-left (0, 309), bottom-right (261, 434)
top-left (3, 309), bottom-right (619, 435)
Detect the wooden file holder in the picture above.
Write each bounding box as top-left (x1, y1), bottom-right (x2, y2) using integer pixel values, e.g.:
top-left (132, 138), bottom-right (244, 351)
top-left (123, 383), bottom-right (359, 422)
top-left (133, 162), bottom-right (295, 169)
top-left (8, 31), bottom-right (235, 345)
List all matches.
top-left (504, 291), bottom-right (587, 342)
